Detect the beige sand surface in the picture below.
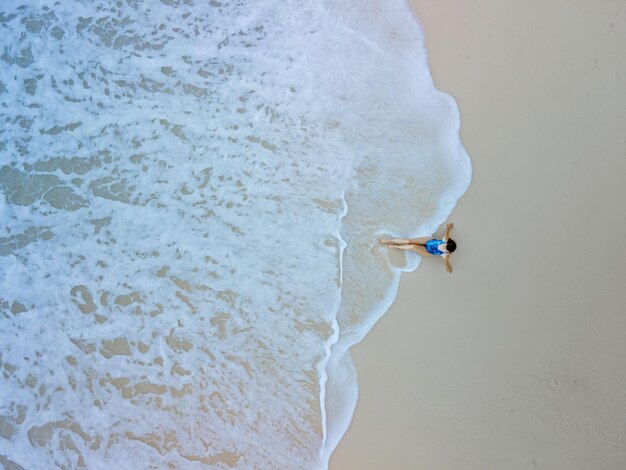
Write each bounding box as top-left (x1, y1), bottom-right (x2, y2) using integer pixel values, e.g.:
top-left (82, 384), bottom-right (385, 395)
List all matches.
top-left (331, 1), bottom-right (626, 469)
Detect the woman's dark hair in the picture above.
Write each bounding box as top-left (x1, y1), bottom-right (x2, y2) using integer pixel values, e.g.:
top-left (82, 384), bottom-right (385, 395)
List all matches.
top-left (446, 239), bottom-right (457, 253)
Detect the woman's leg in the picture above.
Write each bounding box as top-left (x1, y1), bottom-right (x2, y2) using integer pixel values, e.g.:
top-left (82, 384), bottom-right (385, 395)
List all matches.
top-left (380, 236), bottom-right (431, 245)
top-left (384, 244), bottom-right (431, 256)
top-left (380, 238), bottom-right (412, 245)
top-left (406, 236), bottom-right (432, 245)
top-left (406, 245), bottom-right (431, 256)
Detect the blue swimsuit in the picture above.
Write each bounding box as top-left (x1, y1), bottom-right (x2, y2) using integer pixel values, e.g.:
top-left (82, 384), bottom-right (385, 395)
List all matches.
top-left (425, 239), bottom-right (445, 256)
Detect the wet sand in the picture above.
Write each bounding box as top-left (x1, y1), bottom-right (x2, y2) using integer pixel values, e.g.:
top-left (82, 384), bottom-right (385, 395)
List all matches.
top-left (331, 1), bottom-right (626, 468)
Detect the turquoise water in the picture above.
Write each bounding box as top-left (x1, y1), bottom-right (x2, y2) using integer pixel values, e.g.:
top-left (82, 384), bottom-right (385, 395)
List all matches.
top-left (0, 1), bottom-right (471, 468)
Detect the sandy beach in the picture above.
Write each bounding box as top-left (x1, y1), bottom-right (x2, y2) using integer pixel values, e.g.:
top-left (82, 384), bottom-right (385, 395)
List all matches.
top-left (331, 1), bottom-right (626, 469)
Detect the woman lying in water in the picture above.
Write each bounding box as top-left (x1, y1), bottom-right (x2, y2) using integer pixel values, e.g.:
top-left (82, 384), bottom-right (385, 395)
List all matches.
top-left (380, 223), bottom-right (456, 273)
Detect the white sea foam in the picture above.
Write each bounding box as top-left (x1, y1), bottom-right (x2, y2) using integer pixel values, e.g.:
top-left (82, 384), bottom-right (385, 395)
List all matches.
top-left (0, 0), bottom-right (471, 468)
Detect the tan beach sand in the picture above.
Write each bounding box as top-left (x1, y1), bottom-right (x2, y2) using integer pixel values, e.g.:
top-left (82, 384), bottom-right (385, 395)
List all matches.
top-left (331, 1), bottom-right (626, 469)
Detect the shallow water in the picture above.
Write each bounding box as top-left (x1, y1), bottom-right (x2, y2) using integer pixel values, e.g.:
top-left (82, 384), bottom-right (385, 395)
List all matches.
top-left (0, 1), bottom-right (470, 468)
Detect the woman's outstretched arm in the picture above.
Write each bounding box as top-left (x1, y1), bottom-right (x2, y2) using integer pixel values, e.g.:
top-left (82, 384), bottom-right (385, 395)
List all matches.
top-left (443, 254), bottom-right (453, 273)
top-left (443, 223), bottom-right (454, 241)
